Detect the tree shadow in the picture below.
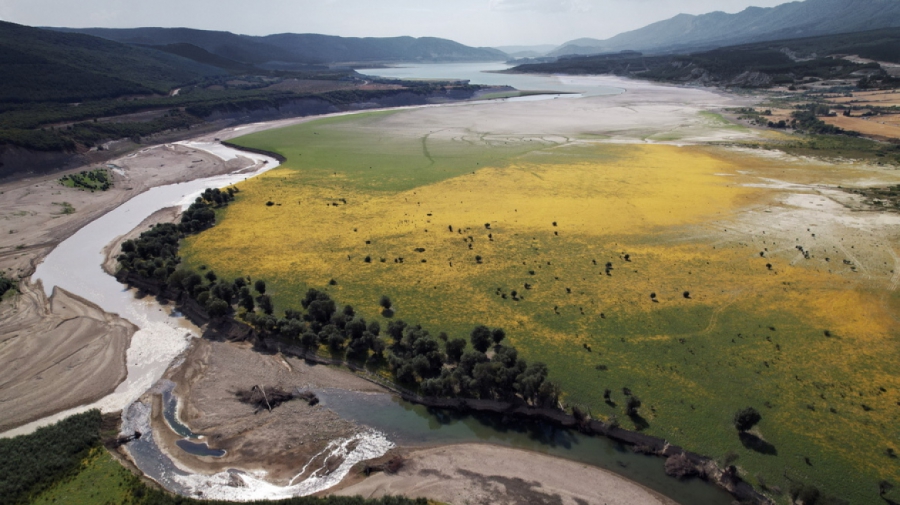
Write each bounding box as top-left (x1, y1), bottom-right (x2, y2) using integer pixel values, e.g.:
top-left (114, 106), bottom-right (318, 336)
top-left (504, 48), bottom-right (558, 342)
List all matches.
top-left (381, 308), bottom-right (394, 318)
top-left (739, 432), bottom-right (778, 455)
top-left (628, 413), bottom-right (649, 431)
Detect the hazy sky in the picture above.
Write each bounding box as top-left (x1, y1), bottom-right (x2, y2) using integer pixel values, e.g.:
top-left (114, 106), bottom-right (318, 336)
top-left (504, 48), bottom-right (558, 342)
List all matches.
top-left (0, 0), bottom-right (793, 46)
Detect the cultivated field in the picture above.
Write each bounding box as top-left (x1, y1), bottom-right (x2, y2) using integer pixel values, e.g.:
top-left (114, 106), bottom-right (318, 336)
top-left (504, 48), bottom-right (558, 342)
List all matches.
top-left (821, 114), bottom-right (900, 140)
top-left (181, 91), bottom-right (900, 504)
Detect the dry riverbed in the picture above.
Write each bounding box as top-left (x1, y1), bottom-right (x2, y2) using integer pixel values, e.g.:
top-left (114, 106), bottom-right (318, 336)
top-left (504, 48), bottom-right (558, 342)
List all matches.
top-left (0, 143), bottom-right (257, 433)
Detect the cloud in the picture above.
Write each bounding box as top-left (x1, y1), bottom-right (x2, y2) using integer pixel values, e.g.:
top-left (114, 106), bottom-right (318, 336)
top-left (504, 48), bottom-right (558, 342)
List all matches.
top-left (488, 0), bottom-right (592, 14)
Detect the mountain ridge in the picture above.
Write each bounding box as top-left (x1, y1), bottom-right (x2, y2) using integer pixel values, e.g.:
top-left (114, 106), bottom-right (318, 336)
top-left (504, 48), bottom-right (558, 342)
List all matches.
top-left (551, 0), bottom-right (900, 56)
top-left (51, 27), bottom-right (507, 65)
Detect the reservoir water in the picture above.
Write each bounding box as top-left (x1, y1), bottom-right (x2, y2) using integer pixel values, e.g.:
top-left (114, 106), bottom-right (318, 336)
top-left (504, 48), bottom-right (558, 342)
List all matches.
top-left (357, 61), bottom-right (626, 97)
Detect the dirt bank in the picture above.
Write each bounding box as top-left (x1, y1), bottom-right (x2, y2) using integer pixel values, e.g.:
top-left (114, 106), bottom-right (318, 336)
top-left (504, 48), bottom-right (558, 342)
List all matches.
top-left (0, 143), bottom-right (258, 434)
top-left (0, 283), bottom-right (135, 432)
top-left (152, 338), bottom-right (383, 484)
top-left (332, 443), bottom-right (677, 505)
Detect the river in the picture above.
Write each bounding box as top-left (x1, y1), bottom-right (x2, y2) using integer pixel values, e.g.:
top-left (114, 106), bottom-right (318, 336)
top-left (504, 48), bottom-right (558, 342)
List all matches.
top-left (356, 61), bottom-right (627, 97)
top-left (4, 142), bottom-right (279, 438)
top-left (16, 64), bottom-right (733, 504)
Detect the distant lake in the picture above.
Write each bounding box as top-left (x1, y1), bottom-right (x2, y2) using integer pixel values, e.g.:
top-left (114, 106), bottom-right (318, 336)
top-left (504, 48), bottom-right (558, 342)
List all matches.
top-left (356, 62), bottom-right (625, 97)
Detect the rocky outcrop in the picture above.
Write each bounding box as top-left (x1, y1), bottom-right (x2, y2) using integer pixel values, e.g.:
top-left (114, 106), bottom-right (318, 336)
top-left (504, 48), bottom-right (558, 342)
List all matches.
top-left (729, 71), bottom-right (774, 87)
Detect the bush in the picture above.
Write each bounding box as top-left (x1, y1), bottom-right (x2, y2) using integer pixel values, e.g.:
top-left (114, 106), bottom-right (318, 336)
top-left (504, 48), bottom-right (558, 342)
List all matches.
top-left (733, 407), bottom-right (762, 432)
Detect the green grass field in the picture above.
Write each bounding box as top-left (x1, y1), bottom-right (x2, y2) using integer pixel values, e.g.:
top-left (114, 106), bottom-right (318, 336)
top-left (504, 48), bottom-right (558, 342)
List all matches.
top-left (31, 448), bottom-right (137, 505)
top-left (182, 110), bottom-right (900, 504)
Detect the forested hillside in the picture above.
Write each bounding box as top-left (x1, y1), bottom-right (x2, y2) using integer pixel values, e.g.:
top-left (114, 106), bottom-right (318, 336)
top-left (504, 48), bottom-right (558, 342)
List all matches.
top-left (53, 27), bottom-right (507, 65)
top-left (0, 21), bottom-right (224, 102)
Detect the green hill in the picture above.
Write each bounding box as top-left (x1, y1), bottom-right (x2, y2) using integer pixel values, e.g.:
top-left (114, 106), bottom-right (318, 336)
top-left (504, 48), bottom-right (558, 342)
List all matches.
top-left (0, 21), bottom-right (226, 102)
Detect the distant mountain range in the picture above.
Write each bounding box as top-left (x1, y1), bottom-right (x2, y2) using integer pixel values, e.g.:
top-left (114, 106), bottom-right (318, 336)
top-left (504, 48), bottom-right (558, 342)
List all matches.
top-left (52, 27), bottom-right (507, 67)
top-left (494, 44), bottom-right (557, 58)
top-left (551, 0), bottom-right (900, 56)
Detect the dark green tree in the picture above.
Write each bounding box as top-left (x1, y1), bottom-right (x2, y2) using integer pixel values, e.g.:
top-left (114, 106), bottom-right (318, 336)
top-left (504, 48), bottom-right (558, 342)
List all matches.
top-left (733, 407), bottom-right (762, 432)
top-left (254, 279), bottom-right (266, 294)
top-left (182, 273), bottom-right (202, 293)
top-left (300, 331), bottom-right (318, 351)
top-left (258, 294), bottom-right (274, 315)
top-left (446, 338), bottom-right (467, 363)
top-left (470, 325), bottom-right (492, 353)
top-left (206, 298), bottom-right (229, 318)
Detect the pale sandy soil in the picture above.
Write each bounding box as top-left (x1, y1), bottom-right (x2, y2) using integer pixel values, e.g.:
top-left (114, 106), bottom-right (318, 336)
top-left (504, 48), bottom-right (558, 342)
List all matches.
top-left (0, 144), bottom-right (256, 433)
top-left (698, 148), bottom-right (900, 293)
top-left (0, 143), bottom-right (251, 278)
top-left (828, 90), bottom-right (900, 106)
top-left (0, 284), bottom-right (135, 432)
top-left (153, 339), bottom-right (383, 484)
top-left (361, 77), bottom-right (760, 145)
top-left (332, 443), bottom-right (677, 505)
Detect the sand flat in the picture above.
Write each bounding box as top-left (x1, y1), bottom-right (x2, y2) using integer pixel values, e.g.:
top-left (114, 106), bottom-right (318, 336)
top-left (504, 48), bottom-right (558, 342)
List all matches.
top-left (333, 443), bottom-right (677, 505)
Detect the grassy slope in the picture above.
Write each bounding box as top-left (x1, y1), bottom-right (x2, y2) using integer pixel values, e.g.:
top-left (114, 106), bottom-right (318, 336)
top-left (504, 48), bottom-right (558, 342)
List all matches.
top-left (182, 112), bottom-right (900, 504)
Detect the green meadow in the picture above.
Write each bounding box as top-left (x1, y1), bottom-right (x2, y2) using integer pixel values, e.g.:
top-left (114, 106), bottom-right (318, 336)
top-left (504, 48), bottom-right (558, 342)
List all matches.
top-left (182, 109), bottom-right (900, 504)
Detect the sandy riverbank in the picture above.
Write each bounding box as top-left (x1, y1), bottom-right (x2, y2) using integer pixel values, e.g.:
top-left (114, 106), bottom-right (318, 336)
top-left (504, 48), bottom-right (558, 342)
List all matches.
top-left (333, 443), bottom-right (678, 505)
top-left (0, 284), bottom-right (135, 432)
top-left (147, 337), bottom-right (680, 505)
top-left (0, 143), bottom-right (258, 433)
top-left (150, 338), bottom-right (383, 484)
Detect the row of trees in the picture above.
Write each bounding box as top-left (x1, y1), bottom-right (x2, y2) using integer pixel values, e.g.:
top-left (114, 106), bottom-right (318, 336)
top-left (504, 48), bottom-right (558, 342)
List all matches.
top-left (118, 186), bottom-right (562, 408)
top-left (243, 290), bottom-right (561, 407)
top-left (117, 187), bottom-right (235, 283)
top-left (790, 104), bottom-right (860, 136)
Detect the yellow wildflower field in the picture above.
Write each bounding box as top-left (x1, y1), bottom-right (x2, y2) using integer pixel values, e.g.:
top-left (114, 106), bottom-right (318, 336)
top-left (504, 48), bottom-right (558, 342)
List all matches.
top-left (182, 110), bottom-right (900, 503)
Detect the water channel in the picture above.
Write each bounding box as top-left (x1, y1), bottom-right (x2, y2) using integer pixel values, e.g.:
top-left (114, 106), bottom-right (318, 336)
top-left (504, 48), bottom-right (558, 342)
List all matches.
top-left (19, 63), bottom-right (734, 503)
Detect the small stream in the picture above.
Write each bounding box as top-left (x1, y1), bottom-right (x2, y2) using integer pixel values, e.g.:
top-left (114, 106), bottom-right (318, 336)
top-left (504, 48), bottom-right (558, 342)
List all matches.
top-left (160, 381), bottom-right (227, 457)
